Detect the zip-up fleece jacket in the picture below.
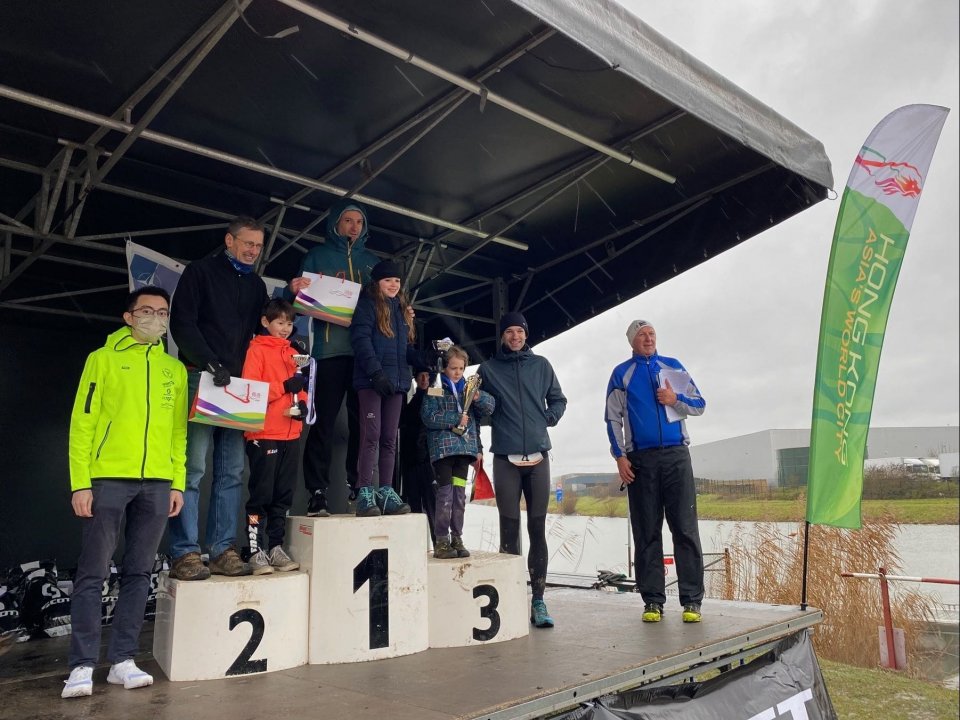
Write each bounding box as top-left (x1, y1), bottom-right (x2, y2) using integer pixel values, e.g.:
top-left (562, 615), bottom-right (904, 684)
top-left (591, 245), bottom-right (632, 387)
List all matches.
top-left (69, 327), bottom-right (188, 492)
top-left (170, 250), bottom-right (267, 377)
top-left (291, 200), bottom-right (379, 360)
top-left (478, 345), bottom-right (566, 456)
top-left (242, 334), bottom-right (308, 441)
top-left (421, 380), bottom-right (496, 463)
top-left (350, 292), bottom-right (420, 393)
top-left (604, 351), bottom-right (705, 456)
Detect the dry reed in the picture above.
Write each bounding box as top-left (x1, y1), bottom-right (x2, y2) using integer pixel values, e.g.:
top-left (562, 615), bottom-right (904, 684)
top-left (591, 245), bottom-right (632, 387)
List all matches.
top-left (721, 506), bottom-right (936, 671)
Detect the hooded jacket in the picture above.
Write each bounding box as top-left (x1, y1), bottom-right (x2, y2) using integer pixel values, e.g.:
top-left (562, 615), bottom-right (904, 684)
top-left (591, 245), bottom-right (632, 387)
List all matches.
top-left (604, 351), bottom-right (705, 455)
top-left (478, 344), bottom-right (566, 456)
top-left (242, 334), bottom-right (308, 441)
top-left (170, 250), bottom-right (267, 376)
top-left (293, 200), bottom-right (380, 360)
top-left (69, 327), bottom-right (188, 492)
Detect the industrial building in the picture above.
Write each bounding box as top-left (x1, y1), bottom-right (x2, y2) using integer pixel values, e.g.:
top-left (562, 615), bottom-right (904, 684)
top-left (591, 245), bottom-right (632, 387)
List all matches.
top-left (688, 427), bottom-right (960, 488)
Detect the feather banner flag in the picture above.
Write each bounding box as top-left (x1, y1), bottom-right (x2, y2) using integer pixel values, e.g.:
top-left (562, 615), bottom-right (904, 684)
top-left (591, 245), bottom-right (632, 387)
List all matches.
top-left (806, 105), bottom-right (949, 528)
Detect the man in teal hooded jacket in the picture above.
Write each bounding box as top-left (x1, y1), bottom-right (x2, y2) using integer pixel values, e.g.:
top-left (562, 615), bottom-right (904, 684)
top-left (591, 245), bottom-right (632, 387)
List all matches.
top-left (288, 200), bottom-right (379, 515)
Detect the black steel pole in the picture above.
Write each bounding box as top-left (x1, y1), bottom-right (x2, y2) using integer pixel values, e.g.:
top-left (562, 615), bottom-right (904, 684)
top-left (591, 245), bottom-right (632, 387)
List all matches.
top-left (800, 520), bottom-right (811, 610)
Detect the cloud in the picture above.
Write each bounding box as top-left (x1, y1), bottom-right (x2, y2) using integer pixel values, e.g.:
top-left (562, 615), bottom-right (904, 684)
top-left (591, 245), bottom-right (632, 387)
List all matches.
top-left (528, 1), bottom-right (959, 477)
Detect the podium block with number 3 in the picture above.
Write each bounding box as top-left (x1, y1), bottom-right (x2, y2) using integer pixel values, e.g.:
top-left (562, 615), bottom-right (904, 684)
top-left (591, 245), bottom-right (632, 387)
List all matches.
top-left (153, 572), bottom-right (308, 681)
top-left (427, 550), bottom-right (529, 647)
top-left (288, 514), bottom-right (429, 664)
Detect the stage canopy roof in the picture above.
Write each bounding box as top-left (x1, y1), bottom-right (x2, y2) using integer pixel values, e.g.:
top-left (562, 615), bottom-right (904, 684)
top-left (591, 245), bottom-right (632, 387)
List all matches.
top-left (0, 0), bottom-right (833, 360)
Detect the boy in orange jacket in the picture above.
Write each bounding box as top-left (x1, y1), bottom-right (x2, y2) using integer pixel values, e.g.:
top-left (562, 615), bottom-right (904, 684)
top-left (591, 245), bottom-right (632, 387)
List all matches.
top-left (241, 299), bottom-right (307, 574)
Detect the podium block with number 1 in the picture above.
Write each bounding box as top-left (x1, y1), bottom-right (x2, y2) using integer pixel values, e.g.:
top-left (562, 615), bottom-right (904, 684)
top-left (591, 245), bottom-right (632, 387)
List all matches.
top-left (288, 514), bottom-right (429, 664)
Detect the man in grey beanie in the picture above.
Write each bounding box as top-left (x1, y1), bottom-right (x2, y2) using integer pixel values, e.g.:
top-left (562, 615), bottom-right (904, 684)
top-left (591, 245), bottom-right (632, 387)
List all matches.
top-left (604, 320), bottom-right (706, 624)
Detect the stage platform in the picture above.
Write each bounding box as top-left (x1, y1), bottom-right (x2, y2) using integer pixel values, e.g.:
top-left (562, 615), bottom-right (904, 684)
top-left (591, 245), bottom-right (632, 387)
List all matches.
top-left (0, 588), bottom-right (821, 720)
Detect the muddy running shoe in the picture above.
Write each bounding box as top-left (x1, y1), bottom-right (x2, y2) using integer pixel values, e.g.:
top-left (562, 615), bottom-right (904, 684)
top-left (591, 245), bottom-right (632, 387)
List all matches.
top-left (682, 603), bottom-right (702, 623)
top-left (249, 549), bottom-right (274, 576)
top-left (376, 486), bottom-right (410, 515)
top-left (306, 491), bottom-right (329, 517)
top-left (209, 548), bottom-right (248, 576)
top-left (169, 552), bottom-right (211, 581)
top-left (61, 665), bottom-right (93, 698)
top-left (451, 535), bottom-right (471, 558)
top-left (530, 599), bottom-right (554, 628)
top-left (642, 603), bottom-right (663, 623)
top-left (106, 659), bottom-right (153, 690)
top-left (433, 538), bottom-right (458, 559)
top-left (268, 546), bottom-right (299, 572)
top-left (355, 487), bottom-right (381, 517)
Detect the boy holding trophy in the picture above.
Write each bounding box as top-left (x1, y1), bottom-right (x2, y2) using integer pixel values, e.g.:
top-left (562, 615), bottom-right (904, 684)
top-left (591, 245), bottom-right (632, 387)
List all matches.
top-left (240, 299), bottom-right (306, 575)
top-left (420, 346), bottom-right (495, 559)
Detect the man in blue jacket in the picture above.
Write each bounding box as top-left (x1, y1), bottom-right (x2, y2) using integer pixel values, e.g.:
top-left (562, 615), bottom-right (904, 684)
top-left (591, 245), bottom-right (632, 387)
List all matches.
top-left (288, 200), bottom-right (379, 516)
top-left (479, 312), bottom-right (566, 629)
top-left (605, 320), bottom-right (706, 624)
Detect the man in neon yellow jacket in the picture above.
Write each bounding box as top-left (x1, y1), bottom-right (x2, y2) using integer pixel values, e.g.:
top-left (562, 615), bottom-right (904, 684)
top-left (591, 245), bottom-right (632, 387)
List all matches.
top-left (61, 286), bottom-right (187, 699)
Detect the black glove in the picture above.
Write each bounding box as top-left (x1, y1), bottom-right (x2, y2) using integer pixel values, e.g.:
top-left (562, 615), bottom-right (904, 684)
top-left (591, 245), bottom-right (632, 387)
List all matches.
top-left (291, 400), bottom-right (308, 421)
top-left (206, 362), bottom-right (231, 387)
top-left (283, 375), bottom-right (306, 394)
top-left (290, 337), bottom-right (308, 355)
top-left (371, 370), bottom-right (394, 398)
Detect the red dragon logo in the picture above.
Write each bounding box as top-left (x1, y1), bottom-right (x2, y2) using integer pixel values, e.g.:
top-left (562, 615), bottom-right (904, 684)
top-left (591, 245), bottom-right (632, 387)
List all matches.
top-left (855, 148), bottom-right (924, 198)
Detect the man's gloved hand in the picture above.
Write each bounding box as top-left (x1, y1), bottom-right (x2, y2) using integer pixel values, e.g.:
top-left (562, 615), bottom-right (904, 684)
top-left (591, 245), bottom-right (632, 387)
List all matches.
top-left (289, 337), bottom-right (308, 355)
top-left (291, 400), bottom-right (308, 421)
top-left (206, 362), bottom-right (231, 387)
top-left (371, 370), bottom-right (394, 398)
top-left (283, 375), bottom-right (306, 394)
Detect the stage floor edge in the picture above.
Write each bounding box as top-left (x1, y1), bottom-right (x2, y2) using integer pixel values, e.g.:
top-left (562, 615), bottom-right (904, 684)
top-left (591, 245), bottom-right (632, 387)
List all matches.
top-left (0, 588), bottom-right (823, 720)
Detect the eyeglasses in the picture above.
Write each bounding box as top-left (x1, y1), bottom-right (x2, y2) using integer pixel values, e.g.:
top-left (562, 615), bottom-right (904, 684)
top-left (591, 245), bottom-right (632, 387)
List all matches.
top-left (132, 306), bottom-right (170, 318)
top-left (229, 234), bottom-right (264, 251)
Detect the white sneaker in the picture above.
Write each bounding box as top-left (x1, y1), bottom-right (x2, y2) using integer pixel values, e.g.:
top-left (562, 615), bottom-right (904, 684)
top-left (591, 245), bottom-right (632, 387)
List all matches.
top-left (106, 659), bottom-right (153, 689)
top-left (249, 549), bottom-right (274, 575)
top-left (61, 665), bottom-right (93, 698)
top-left (268, 545), bottom-right (299, 572)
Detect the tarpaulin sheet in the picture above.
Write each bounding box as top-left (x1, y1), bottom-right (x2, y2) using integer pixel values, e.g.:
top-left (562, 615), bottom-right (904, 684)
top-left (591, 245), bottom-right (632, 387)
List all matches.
top-left (554, 629), bottom-right (836, 720)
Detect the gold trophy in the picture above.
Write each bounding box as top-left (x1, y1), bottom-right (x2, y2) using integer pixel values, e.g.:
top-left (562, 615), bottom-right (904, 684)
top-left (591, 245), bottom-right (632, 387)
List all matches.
top-left (428, 337), bottom-right (454, 397)
top-left (451, 374), bottom-right (482, 436)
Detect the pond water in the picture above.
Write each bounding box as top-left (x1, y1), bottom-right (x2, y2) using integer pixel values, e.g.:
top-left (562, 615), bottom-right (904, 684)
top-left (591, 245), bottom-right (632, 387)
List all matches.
top-left (460, 506), bottom-right (960, 612)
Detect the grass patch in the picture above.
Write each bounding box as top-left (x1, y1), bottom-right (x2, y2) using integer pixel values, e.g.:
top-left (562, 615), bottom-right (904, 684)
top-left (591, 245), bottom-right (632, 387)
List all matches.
top-left (547, 495), bottom-right (959, 524)
top-left (819, 658), bottom-right (958, 720)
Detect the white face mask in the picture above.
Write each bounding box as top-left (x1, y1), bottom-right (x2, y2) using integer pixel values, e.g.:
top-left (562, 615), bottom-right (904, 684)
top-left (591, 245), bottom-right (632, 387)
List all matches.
top-left (133, 315), bottom-right (168, 342)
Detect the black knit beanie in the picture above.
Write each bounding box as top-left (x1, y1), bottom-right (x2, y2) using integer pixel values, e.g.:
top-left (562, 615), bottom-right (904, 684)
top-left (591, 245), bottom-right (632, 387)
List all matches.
top-left (371, 260), bottom-right (402, 282)
top-left (498, 311), bottom-right (529, 337)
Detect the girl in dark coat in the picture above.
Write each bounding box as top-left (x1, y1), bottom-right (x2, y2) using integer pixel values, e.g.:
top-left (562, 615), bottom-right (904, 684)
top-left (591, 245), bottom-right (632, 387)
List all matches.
top-left (349, 260), bottom-right (420, 516)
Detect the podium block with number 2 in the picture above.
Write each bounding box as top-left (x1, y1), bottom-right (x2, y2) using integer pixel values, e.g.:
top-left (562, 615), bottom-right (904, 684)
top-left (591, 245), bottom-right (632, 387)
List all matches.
top-left (153, 572), bottom-right (308, 681)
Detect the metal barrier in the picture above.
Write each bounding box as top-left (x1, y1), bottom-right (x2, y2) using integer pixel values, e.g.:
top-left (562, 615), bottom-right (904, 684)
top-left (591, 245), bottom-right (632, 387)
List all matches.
top-left (840, 566), bottom-right (960, 670)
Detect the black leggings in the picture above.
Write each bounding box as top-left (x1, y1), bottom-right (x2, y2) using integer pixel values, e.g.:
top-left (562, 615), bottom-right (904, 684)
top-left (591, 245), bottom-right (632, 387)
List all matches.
top-left (492, 454), bottom-right (550, 600)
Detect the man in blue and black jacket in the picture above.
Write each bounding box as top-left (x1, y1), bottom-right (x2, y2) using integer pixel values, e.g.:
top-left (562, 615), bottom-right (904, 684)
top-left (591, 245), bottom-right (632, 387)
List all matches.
top-left (604, 319), bottom-right (706, 624)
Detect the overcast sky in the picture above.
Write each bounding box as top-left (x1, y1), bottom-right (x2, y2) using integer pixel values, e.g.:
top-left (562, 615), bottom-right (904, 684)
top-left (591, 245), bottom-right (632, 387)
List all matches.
top-left (503, 0), bottom-right (959, 478)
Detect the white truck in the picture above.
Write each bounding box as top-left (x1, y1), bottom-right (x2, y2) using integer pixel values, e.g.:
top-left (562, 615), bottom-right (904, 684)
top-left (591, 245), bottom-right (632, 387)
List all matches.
top-left (863, 456), bottom-right (938, 477)
top-left (938, 452), bottom-right (959, 479)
